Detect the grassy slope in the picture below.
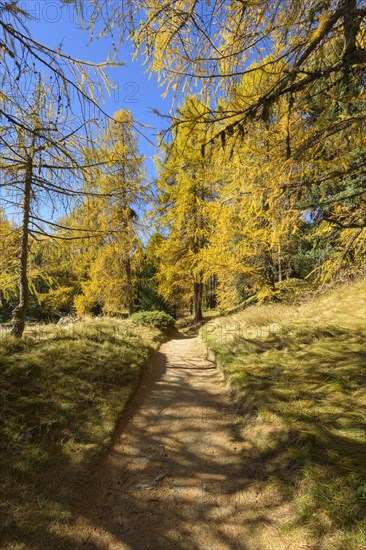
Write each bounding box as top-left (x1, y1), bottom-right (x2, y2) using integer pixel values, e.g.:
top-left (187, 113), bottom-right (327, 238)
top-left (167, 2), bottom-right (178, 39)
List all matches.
top-left (203, 278), bottom-right (366, 549)
top-left (0, 319), bottom-right (162, 549)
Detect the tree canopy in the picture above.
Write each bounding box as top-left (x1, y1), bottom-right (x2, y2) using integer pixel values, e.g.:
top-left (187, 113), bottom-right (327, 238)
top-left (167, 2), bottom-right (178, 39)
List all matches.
top-left (0, 0), bottom-right (365, 332)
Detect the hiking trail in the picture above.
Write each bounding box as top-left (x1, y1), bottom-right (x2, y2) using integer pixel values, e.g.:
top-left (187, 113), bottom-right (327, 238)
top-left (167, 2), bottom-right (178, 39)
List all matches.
top-left (69, 334), bottom-right (275, 550)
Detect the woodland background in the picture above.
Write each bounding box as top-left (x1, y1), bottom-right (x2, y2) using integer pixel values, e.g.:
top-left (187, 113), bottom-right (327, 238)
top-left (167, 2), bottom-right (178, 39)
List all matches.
top-left (0, 0), bottom-right (365, 333)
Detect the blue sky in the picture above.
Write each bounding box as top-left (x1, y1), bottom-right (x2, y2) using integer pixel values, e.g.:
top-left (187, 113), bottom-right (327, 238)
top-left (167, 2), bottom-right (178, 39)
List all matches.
top-left (24, 0), bottom-right (175, 180)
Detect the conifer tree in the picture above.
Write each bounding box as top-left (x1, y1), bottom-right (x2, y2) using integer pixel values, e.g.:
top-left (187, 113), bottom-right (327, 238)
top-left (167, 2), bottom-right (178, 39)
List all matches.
top-left (154, 98), bottom-right (216, 322)
top-left (73, 110), bottom-right (146, 316)
top-left (0, 81), bottom-right (97, 336)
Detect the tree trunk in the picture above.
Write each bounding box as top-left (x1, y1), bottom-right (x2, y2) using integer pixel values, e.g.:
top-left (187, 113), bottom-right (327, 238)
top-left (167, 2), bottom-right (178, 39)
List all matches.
top-left (0, 289), bottom-right (7, 309)
top-left (193, 280), bottom-right (203, 323)
top-left (342, 0), bottom-right (363, 78)
top-left (263, 250), bottom-right (276, 291)
top-left (209, 275), bottom-right (217, 309)
top-left (11, 160), bottom-right (32, 337)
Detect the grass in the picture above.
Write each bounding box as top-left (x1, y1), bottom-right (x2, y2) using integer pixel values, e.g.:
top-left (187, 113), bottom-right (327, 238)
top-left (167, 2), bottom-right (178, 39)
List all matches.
top-left (203, 278), bottom-right (366, 549)
top-left (0, 318), bottom-right (163, 549)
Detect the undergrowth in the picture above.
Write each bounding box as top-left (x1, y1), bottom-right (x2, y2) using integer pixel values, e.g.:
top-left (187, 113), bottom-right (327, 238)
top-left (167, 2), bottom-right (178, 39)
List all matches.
top-left (131, 310), bottom-right (175, 331)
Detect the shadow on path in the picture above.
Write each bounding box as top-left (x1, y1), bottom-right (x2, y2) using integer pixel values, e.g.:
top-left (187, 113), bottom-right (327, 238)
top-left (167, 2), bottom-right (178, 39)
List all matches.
top-left (68, 335), bottom-right (265, 549)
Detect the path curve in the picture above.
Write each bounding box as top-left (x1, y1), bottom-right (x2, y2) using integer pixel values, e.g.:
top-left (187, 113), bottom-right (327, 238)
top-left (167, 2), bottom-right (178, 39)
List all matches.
top-left (69, 334), bottom-right (262, 550)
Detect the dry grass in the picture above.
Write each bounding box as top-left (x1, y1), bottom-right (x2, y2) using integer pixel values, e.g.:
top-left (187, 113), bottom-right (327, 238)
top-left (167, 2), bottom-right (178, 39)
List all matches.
top-left (203, 278), bottom-right (366, 549)
top-left (0, 319), bottom-right (162, 549)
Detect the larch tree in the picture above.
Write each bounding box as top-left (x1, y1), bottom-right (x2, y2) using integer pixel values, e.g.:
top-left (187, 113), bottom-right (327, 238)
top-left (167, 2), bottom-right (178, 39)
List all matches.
top-left (0, 208), bottom-right (18, 317)
top-left (0, 79), bottom-right (103, 336)
top-left (89, 0), bottom-right (365, 143)
top-left (289, 31), bottom-right (366, 279)
top-left (73, 110), bottom-right (146, 317)
top-left (0, 0), bottom-right (119, 335)
top-left (0, 0), bottom-right (117, 139)
top-left (189, 63), bottom-right (299, 306)
top-left (154, 98), bottom-right (217, 322)
top-left (87, 0), bottom-right (366, 275)
top-left (0, 1), bottom-right (140, 334)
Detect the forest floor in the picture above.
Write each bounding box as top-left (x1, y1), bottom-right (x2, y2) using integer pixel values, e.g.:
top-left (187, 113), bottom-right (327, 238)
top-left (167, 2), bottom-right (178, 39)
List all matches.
top-left (1, 279), bottom-right (365, 549)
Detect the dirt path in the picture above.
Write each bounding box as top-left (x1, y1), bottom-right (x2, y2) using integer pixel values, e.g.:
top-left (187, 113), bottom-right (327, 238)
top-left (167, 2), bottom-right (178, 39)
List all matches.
top-left (68, 334), bottom-right (271, 550)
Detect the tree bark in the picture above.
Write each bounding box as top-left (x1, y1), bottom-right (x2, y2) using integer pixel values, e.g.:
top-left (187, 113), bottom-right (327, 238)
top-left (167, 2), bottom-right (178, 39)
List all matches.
top-left (193, 279), bottom-right (203, 323)
top-left (342, 0), bottom-right (365, 74)
top-left (0, 289), bottom-right (8, 309)
top-left (206, 275), bottom-right (217, 309)
top-left (11, 160), bottom-right (32, 337)
top-left (263, 250), bottom-right (276, 291)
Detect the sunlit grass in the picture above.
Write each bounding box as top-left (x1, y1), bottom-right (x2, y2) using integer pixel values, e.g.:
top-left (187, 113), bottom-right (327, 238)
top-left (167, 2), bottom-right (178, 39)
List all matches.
top-left (204, 277), bottom-right (366, 548)
top-left (0, 319), bottom-right (162, 548)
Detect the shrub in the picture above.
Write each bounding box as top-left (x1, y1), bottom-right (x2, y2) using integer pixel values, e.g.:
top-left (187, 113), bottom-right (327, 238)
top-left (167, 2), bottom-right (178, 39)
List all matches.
top-left (131, 310), bottom-right (175, 331)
